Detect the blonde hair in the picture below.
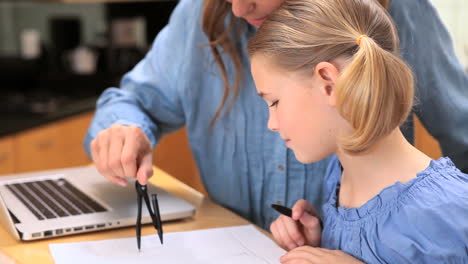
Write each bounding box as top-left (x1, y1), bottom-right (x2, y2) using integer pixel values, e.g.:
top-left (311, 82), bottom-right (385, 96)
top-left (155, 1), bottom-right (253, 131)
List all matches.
top-left (248, 0), bottom-right (413, 154)
top-left (201, 0), bottom-right (391, 127)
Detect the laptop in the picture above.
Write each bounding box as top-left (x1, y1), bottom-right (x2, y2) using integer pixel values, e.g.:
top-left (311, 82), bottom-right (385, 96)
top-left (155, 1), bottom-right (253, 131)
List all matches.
top-left (0, 166), bottom-right (196, 241)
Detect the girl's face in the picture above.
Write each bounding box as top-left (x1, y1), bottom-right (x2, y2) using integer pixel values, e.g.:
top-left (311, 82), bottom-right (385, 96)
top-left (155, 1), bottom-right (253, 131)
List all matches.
top-left (225, 0), bottom-right (285, 28)
top-left (251, 55), bottom-right (343, 163)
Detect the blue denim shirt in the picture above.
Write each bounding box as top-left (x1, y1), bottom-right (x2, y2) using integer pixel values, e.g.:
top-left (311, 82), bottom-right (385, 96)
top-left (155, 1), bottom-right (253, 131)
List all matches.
top-left (84, 0), bottom-right (468, 229)
top-left (389, 0), bottom-right (468, 172)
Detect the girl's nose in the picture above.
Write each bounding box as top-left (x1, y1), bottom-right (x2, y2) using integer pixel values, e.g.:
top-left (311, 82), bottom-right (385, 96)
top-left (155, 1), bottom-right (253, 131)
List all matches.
top-left (267, 114), bottom-right (279, 132)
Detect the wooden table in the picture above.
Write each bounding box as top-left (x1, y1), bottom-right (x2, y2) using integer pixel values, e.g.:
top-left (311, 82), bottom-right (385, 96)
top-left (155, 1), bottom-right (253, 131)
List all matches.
top-left (0, 168), bottom-right (254, 264)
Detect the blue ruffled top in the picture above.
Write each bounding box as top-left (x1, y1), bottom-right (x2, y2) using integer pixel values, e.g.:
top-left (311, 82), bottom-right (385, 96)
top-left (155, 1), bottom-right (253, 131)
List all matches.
top-left (321, 155), bottom-right (468, 263)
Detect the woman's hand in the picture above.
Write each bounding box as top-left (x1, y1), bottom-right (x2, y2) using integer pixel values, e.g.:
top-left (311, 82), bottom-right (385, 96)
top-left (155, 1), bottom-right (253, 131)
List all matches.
top-left (270, 199), bottom-right (322, 250)
top-left (280, 246), bottom-right (364, 264)
top-left (90, 125), bottom-right (153, 186)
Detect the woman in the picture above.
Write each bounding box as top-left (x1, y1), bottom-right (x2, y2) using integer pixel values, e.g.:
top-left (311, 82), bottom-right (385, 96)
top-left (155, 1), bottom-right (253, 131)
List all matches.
top-left (84, 0), bottom-right (468, 231)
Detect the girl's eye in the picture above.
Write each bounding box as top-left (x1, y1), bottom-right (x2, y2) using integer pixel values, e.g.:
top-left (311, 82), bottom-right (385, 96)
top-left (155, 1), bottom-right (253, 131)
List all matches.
top-left (269, 100), bottom-right (279, 107)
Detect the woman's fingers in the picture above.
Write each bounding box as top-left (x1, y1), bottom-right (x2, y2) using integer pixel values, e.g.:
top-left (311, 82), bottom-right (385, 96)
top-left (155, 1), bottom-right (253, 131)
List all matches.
top-left (91, 125), bottom-right (152, 186)
top-left (107, 126), bottom-right (126, 179)
top-left (121, 127), bottom-right (139, 179)
top-left (136, 151), bottom-right (153, 185)
top-left (96, 129), bottom-right (123, 185)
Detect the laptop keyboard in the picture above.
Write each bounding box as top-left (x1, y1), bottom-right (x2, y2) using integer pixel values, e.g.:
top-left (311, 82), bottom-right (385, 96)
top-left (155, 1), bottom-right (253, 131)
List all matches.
top-left (6, 179), bottom-right (107, 220)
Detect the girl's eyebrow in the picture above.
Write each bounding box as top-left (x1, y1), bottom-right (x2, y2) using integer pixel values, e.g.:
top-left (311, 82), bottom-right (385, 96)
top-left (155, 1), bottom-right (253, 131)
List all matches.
top-left (258, 92), bottom-right (270, 98)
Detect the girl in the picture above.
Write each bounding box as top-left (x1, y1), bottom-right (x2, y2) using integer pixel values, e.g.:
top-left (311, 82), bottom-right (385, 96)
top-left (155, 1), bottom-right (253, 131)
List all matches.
top-left (85, 0), bottom-right (468, 231)
top-left (248, 0), bottom-right (468, 263)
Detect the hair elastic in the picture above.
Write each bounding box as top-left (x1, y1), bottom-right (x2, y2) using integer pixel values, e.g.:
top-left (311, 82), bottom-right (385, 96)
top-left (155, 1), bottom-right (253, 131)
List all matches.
top-left (356, 35), bottom-right (368, 46)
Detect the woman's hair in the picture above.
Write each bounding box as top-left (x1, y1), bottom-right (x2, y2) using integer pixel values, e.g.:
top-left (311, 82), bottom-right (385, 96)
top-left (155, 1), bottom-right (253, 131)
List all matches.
top-left (248, 0), bottom-right (413, 154)
top-left (201, 0), bottom-right (391, 127)
top-left (202, 0), bottom-right (244, 126)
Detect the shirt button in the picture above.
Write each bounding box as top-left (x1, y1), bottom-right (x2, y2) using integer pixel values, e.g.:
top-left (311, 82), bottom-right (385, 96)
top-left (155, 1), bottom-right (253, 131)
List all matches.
top-left (276, 200), bottom-right (283, 205)
top-left (278, 164), bottom-right (285, 171)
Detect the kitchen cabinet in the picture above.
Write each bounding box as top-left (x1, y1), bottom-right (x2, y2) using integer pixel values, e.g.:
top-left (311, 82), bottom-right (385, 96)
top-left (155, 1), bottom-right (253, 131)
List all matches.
top-left (414, 115), bottom-right (442, 159)
top-left (0, 112), bottom-right (94, 176)
top-left (0, 136), bottom-right (15, 175)
top-left (14, 112), bottom-right (94, 173)
top-left (15, 120), bottom-right (65, 172)
top-left (57, 112), bottom-right (95, 168)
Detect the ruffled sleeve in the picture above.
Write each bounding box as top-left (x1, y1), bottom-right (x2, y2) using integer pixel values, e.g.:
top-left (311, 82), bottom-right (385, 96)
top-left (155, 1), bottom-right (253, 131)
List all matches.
top-left (375, 158), bottom-right (468, 263)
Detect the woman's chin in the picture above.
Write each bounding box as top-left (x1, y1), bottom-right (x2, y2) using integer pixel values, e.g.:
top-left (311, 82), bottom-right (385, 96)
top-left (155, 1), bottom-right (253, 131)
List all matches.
top-left (245, 18), bottom-right (266, 28)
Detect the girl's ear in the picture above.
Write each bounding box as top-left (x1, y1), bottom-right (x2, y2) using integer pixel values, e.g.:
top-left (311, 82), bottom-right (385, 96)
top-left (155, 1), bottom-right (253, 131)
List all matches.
top-left (315, 62), bottom-right (340, 106)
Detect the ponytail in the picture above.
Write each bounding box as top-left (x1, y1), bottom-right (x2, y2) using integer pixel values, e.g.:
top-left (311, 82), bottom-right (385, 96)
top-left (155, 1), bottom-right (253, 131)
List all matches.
top-left (377, 0), bottom-right (390, 9)
top-left (335, 36), bottom-right (414, 153)
top-left (248, 0), bottom-right (413, 154)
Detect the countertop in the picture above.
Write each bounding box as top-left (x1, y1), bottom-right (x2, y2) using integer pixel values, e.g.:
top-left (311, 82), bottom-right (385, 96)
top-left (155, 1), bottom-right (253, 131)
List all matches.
top-left (0, 166), bottom-right (255, 264)
top-left (0, 96), bottom-right (98, 138)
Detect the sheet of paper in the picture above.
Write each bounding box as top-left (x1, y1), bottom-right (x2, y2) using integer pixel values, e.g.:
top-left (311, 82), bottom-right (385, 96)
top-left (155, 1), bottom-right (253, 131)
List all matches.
top-left (0, 252), bottom-right (16, 264)
top-left (49, 225), bottom-right (286, 264)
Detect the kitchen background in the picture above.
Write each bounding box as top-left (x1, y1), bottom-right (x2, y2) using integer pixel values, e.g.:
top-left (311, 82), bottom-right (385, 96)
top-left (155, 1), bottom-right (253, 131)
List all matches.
top-left (432, 0), bottom-right (468, 69)
top-left (0, 0), bottom-right (466, 118)
top-left (0, 0), bottom-right (466, 193)
top-left (0, 0), bottom-right (177, 117)
top-left (0, 0), bottom-right (205, 192)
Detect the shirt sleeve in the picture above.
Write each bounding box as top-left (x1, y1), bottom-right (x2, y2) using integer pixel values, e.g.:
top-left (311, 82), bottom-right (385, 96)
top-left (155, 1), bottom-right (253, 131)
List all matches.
top-left (83, 0), bottom-right (195, 156)
top-left (389, 0), bottom-right (468, 173)
top-left (377, 166), bottom-right (468, 263)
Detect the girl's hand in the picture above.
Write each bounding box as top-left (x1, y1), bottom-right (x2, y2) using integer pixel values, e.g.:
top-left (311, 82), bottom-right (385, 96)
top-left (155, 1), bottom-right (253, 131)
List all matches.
top-left (90, 125), bottom-right (153, 186)
top-left (280, 246), bottom-right (364, 264)
top-left (270, 199), bottom-right (322, 250)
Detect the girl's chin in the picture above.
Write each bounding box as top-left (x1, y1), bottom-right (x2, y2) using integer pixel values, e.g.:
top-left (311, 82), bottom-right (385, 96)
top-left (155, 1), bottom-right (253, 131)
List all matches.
top-left (293, 150), bottom-right (328, 164)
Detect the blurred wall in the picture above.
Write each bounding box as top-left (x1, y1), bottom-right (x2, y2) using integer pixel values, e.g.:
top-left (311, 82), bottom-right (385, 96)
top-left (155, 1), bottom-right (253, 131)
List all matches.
top-left (0, 2), bottom-right (105, 56)
top-left (431, 0), bottom-right (468, 69)
top-left (1, 1), bottom-right (466, 70)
